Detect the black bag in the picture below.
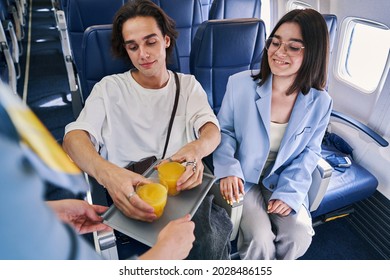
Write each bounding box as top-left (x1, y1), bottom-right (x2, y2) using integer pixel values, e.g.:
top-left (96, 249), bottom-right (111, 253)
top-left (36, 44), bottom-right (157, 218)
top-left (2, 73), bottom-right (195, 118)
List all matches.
top-left (124, 156), bottom-right (157, 175)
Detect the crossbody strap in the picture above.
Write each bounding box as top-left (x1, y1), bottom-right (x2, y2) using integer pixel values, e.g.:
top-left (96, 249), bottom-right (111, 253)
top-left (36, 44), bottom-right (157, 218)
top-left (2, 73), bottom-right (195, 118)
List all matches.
top-left (162, 71), bottom-right (180, 159)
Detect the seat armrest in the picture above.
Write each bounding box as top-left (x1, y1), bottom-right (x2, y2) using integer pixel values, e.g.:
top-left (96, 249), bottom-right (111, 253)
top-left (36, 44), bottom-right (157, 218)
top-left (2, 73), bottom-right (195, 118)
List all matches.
top-left (93, 229), bottom-right (119, 260)
top-left (308, 157), bottom-right (333, 212)
top-left (203, 162), bottom-right (243, 241)
top-left (86, 176), bottom-right (119, 259)
top-left (331, 110), bottom-right (388, 147)
top-left (208, 182), bottom-right (243, 241)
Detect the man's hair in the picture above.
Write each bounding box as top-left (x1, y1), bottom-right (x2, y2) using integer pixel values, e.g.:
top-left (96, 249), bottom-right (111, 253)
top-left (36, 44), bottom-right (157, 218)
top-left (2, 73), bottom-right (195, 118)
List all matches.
top-left (111, 0), bottom-right (178, 64)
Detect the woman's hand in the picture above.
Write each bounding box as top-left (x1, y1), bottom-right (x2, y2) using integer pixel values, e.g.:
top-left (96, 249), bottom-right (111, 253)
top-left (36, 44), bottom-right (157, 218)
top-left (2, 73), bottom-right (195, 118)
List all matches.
top-left (267, 199), bottom-right (292, 216)
top-left (219, 176), bottom-right (245, 204)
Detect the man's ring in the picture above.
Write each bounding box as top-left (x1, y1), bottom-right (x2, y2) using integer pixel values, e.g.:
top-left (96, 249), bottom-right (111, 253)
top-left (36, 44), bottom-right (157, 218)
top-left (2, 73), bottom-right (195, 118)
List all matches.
top-left (127, 191), bottom-right (137, 200)
top-left (186, 160), bottom-right (197, 172)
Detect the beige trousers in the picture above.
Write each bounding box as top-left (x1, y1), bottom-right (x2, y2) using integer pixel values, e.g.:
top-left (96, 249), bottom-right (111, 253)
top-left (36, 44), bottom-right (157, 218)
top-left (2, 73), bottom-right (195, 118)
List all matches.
top-left (238, 184), bottom-right (314, 260)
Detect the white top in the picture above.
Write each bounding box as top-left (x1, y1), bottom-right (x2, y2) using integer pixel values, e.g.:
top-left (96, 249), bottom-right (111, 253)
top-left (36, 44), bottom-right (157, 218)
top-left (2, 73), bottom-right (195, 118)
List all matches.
top-left (64, 70), bottom-right (219, 167)
top-left (264, 121), bottom-right (288, 172)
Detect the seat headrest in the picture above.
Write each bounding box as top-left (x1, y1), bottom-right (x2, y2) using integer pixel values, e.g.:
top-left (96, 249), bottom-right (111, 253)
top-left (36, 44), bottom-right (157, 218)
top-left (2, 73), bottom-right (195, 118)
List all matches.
top-left (209, 0), bottom-right (262, 19)
top-left (152, 0), bottom-right (204, 73)
top-left (190, 18), bottom-right (266, 114)
top-left (81, 24), bottom-right (180, 101)
top-left (323, 14), bottom-right (338, 53)
top-left (66, 0), bottom-right (126, 73)
top-left (81, 24), bottom-right (132, 101)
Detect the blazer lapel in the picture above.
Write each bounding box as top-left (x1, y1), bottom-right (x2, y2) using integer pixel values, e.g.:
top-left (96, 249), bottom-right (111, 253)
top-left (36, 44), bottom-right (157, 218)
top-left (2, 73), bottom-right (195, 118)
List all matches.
top-left (255, 78), bottom-right (272, 143)
top-left (272, 91), bottom-right (313, 171)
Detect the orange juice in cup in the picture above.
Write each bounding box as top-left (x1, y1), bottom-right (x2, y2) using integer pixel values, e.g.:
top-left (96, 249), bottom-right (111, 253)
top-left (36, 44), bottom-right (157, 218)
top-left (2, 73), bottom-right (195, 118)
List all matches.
top-left (158, 162), bottom-right (185, 196)
top-left (136, 183), bottom-right (168, 219)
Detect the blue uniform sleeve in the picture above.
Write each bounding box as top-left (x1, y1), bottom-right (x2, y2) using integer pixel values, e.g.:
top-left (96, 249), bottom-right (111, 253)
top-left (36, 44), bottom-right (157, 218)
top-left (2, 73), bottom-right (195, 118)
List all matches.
top-left (0, 136), bottom-right (102, 260)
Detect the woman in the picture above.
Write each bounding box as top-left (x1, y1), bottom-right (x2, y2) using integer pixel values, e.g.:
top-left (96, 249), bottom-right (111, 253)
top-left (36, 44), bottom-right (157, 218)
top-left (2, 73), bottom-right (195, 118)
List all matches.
top-left (63, 0), bottom-right (230, 259)
top-left (213, 8), bottom-right (333, 260)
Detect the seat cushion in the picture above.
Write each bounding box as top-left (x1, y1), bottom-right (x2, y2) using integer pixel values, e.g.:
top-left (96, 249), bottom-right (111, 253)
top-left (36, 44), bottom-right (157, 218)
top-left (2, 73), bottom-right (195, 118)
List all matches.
top-left (311, 145), bottom-right (378, 218)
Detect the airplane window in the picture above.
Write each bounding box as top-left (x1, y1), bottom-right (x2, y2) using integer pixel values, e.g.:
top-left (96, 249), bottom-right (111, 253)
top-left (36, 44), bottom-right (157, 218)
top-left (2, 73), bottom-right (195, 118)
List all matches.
top-left (338, 19), bottom-right (390, 93)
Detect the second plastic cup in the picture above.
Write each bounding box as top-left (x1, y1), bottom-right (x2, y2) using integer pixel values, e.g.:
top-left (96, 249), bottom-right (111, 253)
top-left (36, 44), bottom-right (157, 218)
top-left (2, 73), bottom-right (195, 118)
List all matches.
top-left (136, 182), bottom-right (168, 219)
top-left (157, 162), bottom-right (186, 196)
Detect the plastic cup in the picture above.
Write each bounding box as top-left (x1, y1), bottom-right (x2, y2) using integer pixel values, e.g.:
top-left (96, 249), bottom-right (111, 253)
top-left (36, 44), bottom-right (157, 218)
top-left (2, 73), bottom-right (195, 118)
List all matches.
top-left (136, 182), bottom-right (168, 219)
top-left (157, 162), bottom-right (186, 196)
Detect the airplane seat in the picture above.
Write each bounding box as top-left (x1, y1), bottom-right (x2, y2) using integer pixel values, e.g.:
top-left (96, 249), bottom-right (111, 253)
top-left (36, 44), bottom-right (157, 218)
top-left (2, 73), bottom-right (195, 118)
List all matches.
top-left (208, 0), bottom-right (262, 20)
top-left (152, 0), bottom-right (204, 74)
top-left (80, 24), bottom-right (132, 101)
top-left (58, 0), bottom-right (69, 11)
top-left (81, 24), bottom-right (180, 101)
top-left (190, 18), bottom-right (266, 116)
top-left (190, 17), bottom-right (268, 241)
top-left (51, 0), bottom-right (126, 118)
top-left (0, 17), bottom-right (17, 93)
top-left (0, 0), bottom-right (24, 93)
top-left (311, 143), bottom-right (378, 219)
top-left (322, 14), bottom-right (337, 89)
top-left (323, 14), bottom-right (337, 54)
top-left (1, 0), bottom-right (25, 42)
top-left (199, 0), bottom-right (213, 20)
top-left (311, 111), bottom-right (386, 224)
top-left (309, 14), bottom-right (381, 223)
top-left (66, 0), bottom-right (126, 78)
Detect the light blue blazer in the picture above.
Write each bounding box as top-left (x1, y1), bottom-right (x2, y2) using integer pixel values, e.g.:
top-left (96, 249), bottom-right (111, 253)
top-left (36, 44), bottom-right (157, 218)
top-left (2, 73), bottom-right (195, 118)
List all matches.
top-left (213, 70), bottom-right (333, 213)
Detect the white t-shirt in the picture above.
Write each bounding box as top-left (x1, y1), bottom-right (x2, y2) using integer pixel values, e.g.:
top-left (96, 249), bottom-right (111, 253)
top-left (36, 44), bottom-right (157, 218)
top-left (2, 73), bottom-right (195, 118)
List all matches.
top-left (64, 70), bottom-right (219, 167)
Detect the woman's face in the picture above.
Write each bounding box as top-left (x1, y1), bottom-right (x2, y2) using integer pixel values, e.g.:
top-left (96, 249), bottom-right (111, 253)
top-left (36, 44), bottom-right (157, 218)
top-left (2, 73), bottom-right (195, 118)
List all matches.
top-left (122, 16), bottom-right (170, 79)
top-left (267, 22), bottom-right (304, 81)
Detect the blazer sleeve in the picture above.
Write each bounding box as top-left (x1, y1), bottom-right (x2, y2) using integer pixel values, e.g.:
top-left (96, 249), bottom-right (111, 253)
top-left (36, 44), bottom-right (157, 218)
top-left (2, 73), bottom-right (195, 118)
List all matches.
top-left (213, 76), bottom-right (245, 182)
top-left (0, 136), bottom-right (102, 260)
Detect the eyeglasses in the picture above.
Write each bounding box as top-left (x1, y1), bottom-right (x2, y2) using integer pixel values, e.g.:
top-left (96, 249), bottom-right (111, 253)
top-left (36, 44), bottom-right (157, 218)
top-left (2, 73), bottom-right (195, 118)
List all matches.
top-left (265, 37), bottom-right (305, 56)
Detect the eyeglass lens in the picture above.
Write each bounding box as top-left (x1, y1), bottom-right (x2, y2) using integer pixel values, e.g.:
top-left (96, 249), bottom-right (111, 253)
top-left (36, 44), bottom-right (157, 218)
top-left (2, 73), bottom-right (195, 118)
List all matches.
top-left (266, 37), bottom-right (304, 56)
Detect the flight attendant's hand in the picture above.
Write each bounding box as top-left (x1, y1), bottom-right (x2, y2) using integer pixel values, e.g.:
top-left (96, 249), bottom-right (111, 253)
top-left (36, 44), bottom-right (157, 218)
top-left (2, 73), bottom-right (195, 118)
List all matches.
top-left (47, 199), bottom-right (111, 234)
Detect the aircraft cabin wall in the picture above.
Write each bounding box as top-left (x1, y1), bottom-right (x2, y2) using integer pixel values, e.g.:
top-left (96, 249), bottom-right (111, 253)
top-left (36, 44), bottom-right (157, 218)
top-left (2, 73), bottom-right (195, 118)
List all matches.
top-left (326, 0), bottom-right (390, 199)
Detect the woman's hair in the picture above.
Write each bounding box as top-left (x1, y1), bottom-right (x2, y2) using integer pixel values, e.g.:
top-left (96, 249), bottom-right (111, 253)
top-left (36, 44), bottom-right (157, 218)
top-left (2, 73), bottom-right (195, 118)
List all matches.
top-left (252, 9), bottom-right (329, 95)
top-left (111, 0), bottom-right (178, 64)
